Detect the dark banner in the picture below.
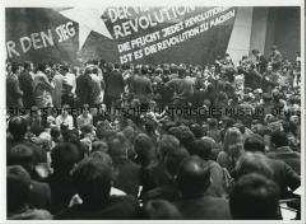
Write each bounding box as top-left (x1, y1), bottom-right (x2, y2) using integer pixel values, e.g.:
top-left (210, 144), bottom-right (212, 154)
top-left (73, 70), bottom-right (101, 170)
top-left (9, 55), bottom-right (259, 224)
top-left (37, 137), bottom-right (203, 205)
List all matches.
top-left (6, 7), bottom-right (237, 65)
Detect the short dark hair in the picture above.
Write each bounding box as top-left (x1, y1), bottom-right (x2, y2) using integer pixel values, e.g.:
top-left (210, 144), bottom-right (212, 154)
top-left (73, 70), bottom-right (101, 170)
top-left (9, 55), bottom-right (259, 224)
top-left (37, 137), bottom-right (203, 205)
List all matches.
top-left (23, 61), bottom-right (32, 70)
top-left (134, 133), bottom-right (156, 166)
top-left (7, 144), bottom-right (34, 174)
top-left (51, 142), bottom-right (82, 172)
top-left (108, 132), bottom-right (129, 160)
top-left (168, 125), bottom-right (195, 153)
top-left (189, 123), bottom-right (203, 138)
top-left (89, 151), bottom-right (113, 167)
top-left (8, 116), bottom-right (28, 140)
top-left (229, 173), bottom-right (280, 220)
top-left (270, 131), bottom-right (288, 147)
top-left (81, 124), bottom-right (94, 135)
top-left (244, 135), bottom-right (265, 153)
top-left (50, 126), bottom-right (61, 140)
top-left (157, 134), bottom-right (180, 161)
top-left (252, 49), bottom-right (259, 55)
top-left (143, 200), bottom-right (182, 219)
top-left (37, 63), bottom-right (46, 72)
top-left (191, 139), bottom-right (213, 160)
top-left (235, 152), bottom-right (273, 179)
top-left (11, 62), bottom-right (21, 73)
top-left (92, 140), bottom-right (109, 153)
top-left (176, 156), bottom-right (210, 198)
top-left (165, 146), bottom-right (189, 177)
top-left (208, 118), bottom-right (218, 128)
top-left (60, 65), bottom-right (69, 72)
top-left (72, 157), bottom-right (113, 205)
top-left (7, 165), bottom-right (32, 212)
top-left (92, 66), bottom-right (99, 74)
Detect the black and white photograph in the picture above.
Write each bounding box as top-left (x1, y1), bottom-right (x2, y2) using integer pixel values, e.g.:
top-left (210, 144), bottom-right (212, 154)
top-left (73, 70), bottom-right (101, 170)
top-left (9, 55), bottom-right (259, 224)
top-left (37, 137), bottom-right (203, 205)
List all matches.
top-left (3, 0), bottom-right (304, 221)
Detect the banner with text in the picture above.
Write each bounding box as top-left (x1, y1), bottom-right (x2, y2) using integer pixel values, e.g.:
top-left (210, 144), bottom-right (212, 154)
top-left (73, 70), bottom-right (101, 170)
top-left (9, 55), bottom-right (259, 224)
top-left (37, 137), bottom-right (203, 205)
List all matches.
top-left (6, 7), bottom-right (237, 65)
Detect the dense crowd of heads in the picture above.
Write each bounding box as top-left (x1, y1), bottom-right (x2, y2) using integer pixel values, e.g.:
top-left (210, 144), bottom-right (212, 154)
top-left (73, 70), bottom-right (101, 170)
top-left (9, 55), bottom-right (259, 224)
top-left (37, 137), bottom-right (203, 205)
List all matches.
top-left (6, 46), bottom-right (301, 220)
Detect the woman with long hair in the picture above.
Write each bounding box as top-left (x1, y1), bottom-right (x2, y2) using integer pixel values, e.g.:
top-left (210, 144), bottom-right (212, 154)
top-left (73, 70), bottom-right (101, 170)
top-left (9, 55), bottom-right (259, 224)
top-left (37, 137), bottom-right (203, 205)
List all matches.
top-left (217, 127), bottom-right (244, 173)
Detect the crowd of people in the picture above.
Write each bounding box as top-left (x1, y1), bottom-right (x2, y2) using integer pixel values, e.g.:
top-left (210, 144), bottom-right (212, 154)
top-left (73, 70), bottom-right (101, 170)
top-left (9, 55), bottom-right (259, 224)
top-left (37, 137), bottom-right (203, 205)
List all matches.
top-left (6, 45), bottom-right (301, 220)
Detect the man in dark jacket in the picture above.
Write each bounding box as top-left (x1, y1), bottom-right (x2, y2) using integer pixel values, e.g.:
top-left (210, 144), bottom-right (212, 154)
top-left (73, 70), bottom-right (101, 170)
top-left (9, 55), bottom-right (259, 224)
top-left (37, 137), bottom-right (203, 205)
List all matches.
top-left (104, 63), bottom-right (125, 110)
top-left (244, 135), bottom-right (300, 198)
top-left (7, 63), bottom-right (23, 108)
top-left (7, 116), bottom-right (47, 166)
top-left (56, 157), bottom-right (140, 219)
top-left (174, 156), bottom-right (231, 219)
top-left (229, 173), bottom-right (281, 220)
top-left (130, 66), bottom-right (153, 110)
top-left (7, 165), bottom-right (53, 220)
top-left (268, 131), bottom-right (300, 175)
top-left (19, 61), bottom-right (34, 108)
top-left (75, 65), bottom-right (93, 107)
top-left (47, 142), bottom-right (83, 214)
top-left (251, 49), bottom-right (268, 74)
top-left (7, 144), bottom-right (51, 210)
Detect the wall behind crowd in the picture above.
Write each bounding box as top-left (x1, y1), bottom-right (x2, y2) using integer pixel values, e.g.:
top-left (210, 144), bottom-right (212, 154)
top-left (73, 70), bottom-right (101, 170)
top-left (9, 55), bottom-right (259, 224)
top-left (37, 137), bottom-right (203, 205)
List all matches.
top-left (228, 7), bottom-right (300, 64)
top-left (264, 7), bottom-right (300, 60)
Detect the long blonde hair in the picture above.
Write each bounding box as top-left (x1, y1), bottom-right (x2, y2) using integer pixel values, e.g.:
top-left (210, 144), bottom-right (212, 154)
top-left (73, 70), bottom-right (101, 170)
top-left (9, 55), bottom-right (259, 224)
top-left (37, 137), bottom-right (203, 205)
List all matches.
top-left (223, 127), bottom-right (244, 163)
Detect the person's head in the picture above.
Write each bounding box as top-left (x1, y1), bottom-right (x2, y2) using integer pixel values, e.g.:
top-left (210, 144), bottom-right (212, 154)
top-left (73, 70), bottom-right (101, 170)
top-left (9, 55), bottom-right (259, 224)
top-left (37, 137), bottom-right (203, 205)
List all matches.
top-left (144, 117), bottom-right (157, 134)
top-left (272, 45), bottom-right (278, 51)
top-left (30, 106), bottom-right (41, 119)
top-left (108, 132), bottom-right (129, 161)
top-left (229, 173), bottom-right (280, 220)
top-left (92, 140), bottom-right (109, 153)
top-left (23, 61), bottom-right (33, 72)
top-left (272, 89), bottom-right (281, 101)
top-left (270, 131), bottom-right (289, 148)
top-left (267, 64), bottom-right (273, 72)
top-left (289, 115), bottom-right (299, 127)
top-left (244, 135), bottom-right (265, 153)
top-left (37, 63), bottom-right (46, 73)
top-left (45, 66), bottom-right (52, 78)
top-left (134, 133), bottom-right (156, 167)
top-left (122, 126), bottom-right (137, 142)
top-left (223, 127), bottom-right (244, 159)
top-left (168, 125), bottom-right (195, 153)
top-left (263, 93), bottom-right (272, 104)
top-left (92, 66), bottom-right (99, 75)
top-left (189, 123), bottom-right (203, 139)
top-left (62, 128), bottom-right (80, 143)
top-left (84, 65), bottom-right (94, 76)
top-left (143, 200), bottom-right (182, 219)
top-left (141, 65), bottom-right (148, 75)
top-left (251, 49), bottom-right (260, 56)
top-left (89, 151), bottom-right (113, 167)
top-left (50, 126), bottom-right (62, 142)
top-left (51, 142), bottom-right (83, 173)
top-left (8, 116), bottom-right (28, 141)
top-left (191, 138), bottom-right (214, 160)
top-left (81, 125), bottom-right (95, 141)
top-left (235, 152), bottom-right (273, 179)
top-left (251, 123), bottom-right (267, 137)
top-left (165, 146), bottom-right (190, 177)
top-left (61, 105), bottom-right (70, 117)
top-left (59, 65), bottom-right (69, 75)
top-left (72, 157), bottom-right (113, 207)
top-left (157, 134), bottom-right (180, 161)
top-left (7, 144), bottom-right (35, 175)
top-left (7, 165), bottom-right (32, 212)
top-left (82, 104), bottom-right (90, 117)
top-left (207, 118), bottom-right (218, 129)
top-left (11, 62), bottom-right (21, 74)
top-left (176, 156), bottom-right (210, 198)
